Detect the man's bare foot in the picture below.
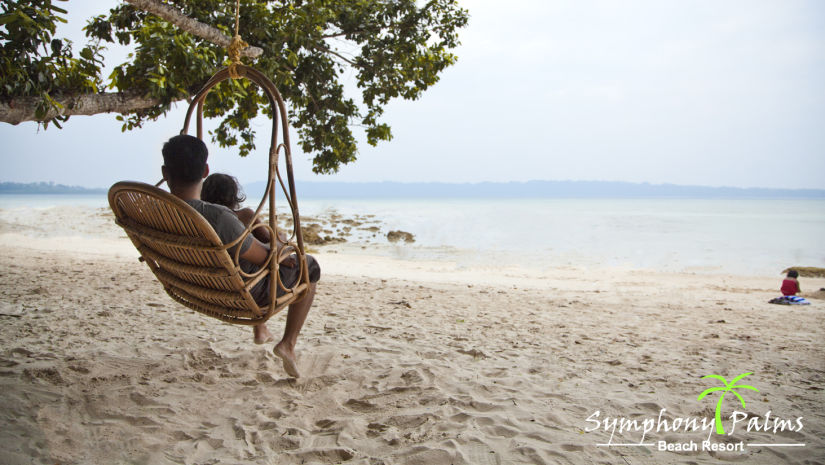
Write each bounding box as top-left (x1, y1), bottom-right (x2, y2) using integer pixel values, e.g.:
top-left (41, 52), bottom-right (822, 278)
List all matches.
top-left (253, 324), bottom-right (274, 345)
top-left (273, 342), bottom-right (300, 378)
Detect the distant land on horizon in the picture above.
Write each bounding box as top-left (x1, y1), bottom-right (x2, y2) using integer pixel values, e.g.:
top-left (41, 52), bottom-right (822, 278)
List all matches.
top-left (0, 182), bottom-right (107, 194)
top-left (245, 180), bottom-right (825, 199)
top-left (2, 180), bottom-right (824, 199)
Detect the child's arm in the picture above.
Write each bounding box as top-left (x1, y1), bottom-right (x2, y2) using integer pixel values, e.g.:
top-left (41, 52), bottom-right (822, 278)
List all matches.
top-left (236, 208), bottom-right (296, 266)
top-left (235, 208), bottom-right (272, 244)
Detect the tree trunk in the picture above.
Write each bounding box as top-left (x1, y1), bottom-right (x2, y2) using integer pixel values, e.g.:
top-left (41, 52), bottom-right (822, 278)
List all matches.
top-left (0, 92), bottom-right (167, 124)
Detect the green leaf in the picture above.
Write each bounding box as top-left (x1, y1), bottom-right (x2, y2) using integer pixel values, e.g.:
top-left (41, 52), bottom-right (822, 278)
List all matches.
top-left (701, 374), bottom-right (729, 385)
top-left (0, 13), bottom-right (17, 26)
top-left (48, 5), bottom-right (69, 15)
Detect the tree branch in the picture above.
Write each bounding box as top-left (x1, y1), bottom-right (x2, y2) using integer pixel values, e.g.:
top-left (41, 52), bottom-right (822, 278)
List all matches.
top-left (312, 44), bottom-right (356, 66)
top-left (0, 92), bottom-right (171, 124)
top-left (123, 0), bottom-right (263, 58)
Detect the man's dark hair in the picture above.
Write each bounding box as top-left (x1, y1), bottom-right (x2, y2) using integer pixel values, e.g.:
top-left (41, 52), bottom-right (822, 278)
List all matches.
top-left (787, 269), bottom-right (799, 278)
top-left (202, 173), bottom-right (246, 210)
top-left (162, 135), bottom-right (208, 185)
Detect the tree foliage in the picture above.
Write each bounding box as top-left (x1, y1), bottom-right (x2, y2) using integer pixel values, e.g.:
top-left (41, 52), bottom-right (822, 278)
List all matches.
top-left (0, 0), bottom-right (105, 127)
top-left (0, 0), bottom-right (469, 173)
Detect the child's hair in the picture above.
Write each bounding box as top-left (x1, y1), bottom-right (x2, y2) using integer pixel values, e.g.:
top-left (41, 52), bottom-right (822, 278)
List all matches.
top-left (201, 173), bottom-right (246, 210)
top-left (787, 269), bottom-right (799, 279)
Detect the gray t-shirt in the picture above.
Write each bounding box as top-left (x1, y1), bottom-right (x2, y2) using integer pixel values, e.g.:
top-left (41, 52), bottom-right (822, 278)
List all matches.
top-left (186, 199), bottom-right (266, 301)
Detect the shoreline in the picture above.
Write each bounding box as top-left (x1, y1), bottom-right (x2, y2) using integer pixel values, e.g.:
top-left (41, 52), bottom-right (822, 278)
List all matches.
top-left (3, 196), bottom-right (825, 277)
top-left (1, 228), bottom-right (815, 289)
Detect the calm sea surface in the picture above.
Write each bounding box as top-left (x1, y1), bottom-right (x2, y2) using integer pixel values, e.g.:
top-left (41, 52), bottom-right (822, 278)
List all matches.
top-left (2, 194), bottom-right (823, 275)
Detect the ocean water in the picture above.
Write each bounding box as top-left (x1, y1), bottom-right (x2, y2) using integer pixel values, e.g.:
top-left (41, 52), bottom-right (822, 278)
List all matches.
top-left (297, 197), bottom-right (825, 275)
top-left (2, 194), bottom-right (823, 275)
top-left (0, 194), bottom-right (109, 209)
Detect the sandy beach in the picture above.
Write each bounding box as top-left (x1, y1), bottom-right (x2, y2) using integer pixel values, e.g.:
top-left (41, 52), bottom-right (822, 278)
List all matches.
top-left (1, 209), bottom-right (824, 465)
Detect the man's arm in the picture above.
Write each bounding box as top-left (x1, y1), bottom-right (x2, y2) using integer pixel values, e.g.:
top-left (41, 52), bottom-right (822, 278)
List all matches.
top-left (239, 235), bottom-right (297, 267)
top-left (239, 237), bottom-right (270, 266)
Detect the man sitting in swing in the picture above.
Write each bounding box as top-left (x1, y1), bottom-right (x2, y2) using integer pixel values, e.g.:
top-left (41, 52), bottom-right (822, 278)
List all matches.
top-left (161, 134), bottom-right (320, 378)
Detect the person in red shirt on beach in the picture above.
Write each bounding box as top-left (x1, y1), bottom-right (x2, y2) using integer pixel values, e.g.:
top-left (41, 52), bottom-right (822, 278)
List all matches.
top-left (781, 270), bottom-right (801, 296)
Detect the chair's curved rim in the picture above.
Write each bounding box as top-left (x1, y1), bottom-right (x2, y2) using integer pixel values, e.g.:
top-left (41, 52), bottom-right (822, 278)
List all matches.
top-left (108, 180), bottom-right (227, 249)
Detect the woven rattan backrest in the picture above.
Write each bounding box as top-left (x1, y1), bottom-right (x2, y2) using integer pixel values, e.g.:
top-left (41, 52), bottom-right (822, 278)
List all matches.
top-left (109, 181), bottom-right (264, 323)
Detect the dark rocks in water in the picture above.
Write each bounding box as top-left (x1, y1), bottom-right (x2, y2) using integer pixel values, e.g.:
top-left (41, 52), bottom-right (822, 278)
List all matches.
top-left (301, 223), bottom-right (323, 244)
top-left (301, 223), bottom-right (346, 245)
top-left (782, 266), bottom-right (825, 278)
top-left (387, 230), bottom-right (415, 243)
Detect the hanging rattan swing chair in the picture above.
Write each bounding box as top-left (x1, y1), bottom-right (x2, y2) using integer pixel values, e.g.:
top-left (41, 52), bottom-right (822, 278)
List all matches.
top-left (108, 61), bottom-right (311, 326)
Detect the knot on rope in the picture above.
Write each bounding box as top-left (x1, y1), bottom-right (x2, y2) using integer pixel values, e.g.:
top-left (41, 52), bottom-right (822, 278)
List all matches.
top-left (227, 34), bottom-right (248, 79)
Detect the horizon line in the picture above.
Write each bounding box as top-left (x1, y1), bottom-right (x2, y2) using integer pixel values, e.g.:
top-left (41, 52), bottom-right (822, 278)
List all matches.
top-left (2, 179), bottom-right (825, 193)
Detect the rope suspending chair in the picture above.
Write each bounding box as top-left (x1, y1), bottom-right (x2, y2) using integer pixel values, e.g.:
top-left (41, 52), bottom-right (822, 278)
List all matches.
top-left (109, 62), bottom-right (310, 326)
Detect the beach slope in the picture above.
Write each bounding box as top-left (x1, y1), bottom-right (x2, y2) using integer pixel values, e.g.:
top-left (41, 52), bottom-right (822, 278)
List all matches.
top-left (0, 243), bottom-right (823, 464)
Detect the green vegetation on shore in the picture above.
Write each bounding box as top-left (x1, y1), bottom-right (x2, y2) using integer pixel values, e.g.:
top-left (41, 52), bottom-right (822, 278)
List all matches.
top-left (782, 267), bottom-right (825, 278)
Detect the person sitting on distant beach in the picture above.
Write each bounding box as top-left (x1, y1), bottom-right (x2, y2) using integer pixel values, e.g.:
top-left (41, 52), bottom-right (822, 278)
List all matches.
top-left (161, 134), bottom-right (320, 378)
top-left (781, 270), bottom-right (801, 296)
top-left (201, 172), bottom-right (281, 245)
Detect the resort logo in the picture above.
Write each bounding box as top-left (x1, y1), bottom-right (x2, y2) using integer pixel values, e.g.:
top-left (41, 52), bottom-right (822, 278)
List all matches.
top-left (583, 372), bottom-right (806, 453)
top-left (696, 372), bottom-right (758, 435)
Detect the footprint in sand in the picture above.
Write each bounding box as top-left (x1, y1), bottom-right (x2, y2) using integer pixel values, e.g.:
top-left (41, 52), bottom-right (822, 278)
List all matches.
top-left (315, 419), bottom-right (337, 430)
top-left (169, 430), bottom-right (194, 441)
top-left (22, 367), bottom-right (65, 385)
top-left (560, 444), bottom-right (584, 452)
top-left (400, 369), bottom-right (424, 385)
top-left (367, 422), bottom-right (388, 438)
top-left (448, 396), bottom-right (499, 412)
top-left (289, 448), bottom-right (356, 462)
top-left (67, 363), bottom-right (89, 374)
top-left (129, 392), bottom-right (161, 407)
top-left (10, 347), bottom-right (34, 357)
top-left (344, 398), bottom-right (377, 413)
top-left (255, 372), bottom-right (277, 384)
top-left (386, 413), bottom-right (434, 429)
top-left (231, 420), bottom-right (248, 441)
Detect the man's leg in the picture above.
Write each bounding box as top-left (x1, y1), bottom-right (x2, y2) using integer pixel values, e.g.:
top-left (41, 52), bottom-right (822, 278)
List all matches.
top-left (274, 282), bottom-right (317, 377)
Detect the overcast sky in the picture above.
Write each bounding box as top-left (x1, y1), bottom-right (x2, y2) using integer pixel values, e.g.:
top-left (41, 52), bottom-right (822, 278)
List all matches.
top-left (2, 0), bottom-right (824, 189)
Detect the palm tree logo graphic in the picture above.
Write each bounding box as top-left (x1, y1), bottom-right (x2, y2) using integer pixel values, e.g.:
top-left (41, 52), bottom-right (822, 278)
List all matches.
top-left (697, 372), bottom-right (759, 434)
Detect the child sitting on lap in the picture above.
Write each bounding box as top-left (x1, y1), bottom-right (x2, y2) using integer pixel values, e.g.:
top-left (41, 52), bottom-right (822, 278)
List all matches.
top-left (201, 173), bottom-right (280, 244)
